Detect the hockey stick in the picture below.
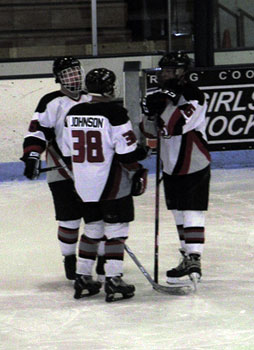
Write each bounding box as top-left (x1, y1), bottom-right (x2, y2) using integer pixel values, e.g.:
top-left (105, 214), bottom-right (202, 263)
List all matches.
top-left (154, 124), bottom-right (161, 283)
top-left (40, 165), bottom-right (66, 173)
top-left (46, 145), bottom-right (74, 179)
top-left (124, 244), bottom-right (191, 295)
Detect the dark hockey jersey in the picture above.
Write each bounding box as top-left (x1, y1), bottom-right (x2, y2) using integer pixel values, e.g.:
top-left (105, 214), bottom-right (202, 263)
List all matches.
top-left (61, 101), bottom-right (143, 202)
top-left (22, 90), bottom-right (92, 183)
top-left (140, 83), bottom-right (211, 175)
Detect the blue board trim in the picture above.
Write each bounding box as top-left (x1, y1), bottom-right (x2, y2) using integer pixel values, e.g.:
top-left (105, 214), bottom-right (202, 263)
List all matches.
top-left (1, 151), bottom-right (254, 182)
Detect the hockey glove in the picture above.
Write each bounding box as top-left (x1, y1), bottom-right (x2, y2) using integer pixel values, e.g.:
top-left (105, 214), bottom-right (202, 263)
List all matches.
top-left (22, 151), bottom-right (41, 180)
top-left (131, 167), bottom-right (148, 196)
top-left (141, 92), bottom-right (168, 118)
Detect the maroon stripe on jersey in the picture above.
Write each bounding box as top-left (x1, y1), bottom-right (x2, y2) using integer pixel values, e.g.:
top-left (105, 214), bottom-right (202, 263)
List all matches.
top-left (166, 108), bottom-right (182, 135)
top-left (101, 161), bottom-right (122, 200)
top-left (178, 132), bottom-right (193, 175)
top-left (192, 132), bottom-right (211, 162)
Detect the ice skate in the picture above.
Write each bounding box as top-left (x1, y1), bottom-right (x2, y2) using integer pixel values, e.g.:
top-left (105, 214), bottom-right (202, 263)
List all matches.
top-left (64, 254), bottom-right (76, 280)
top-left (166, 250), bottom-right (201, 289)
top-left (166, 249), bottom-right (190, 285)
top-left (105, 276), bottom-right (135, 302)
top-left (96, 255), bottom-right (106, 283)
top-left (74, 275), bottom-right (102, 299)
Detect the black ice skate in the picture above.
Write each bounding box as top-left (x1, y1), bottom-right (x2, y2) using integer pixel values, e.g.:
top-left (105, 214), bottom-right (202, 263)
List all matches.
top-left (74, 275), bottom-right (102, 299)
top-left (105, 276), bottom-right (135, 302)
top-left (64, 254), bottom-right (76, 280)
top-left (166, 250), bottom-right (202, 289)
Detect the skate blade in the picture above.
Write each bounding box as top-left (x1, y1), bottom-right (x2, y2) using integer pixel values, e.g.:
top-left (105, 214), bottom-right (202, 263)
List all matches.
top-left (166, 277), bottom-right (192, 287)
top-left (74, 287), bottom-right (101, 299)
top-left (105, 292), bottom-right (135, 302)
top-left (189, 272), bottom-right (200, 292)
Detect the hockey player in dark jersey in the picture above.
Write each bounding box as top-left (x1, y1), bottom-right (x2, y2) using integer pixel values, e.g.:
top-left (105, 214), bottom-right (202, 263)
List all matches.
top-left (140, 52), bottom-right (211, 289)
top-left (61, 68), bottom-right (149, 301)
top-left (21, 57), bottom-right (105, 282)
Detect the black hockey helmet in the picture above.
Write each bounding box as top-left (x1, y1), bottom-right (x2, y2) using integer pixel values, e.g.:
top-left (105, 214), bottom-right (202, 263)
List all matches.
top-left (53, 56), bottom-right (81, 82)
top-left (85, 68), bottom-right (116, 96)
top-left (159, 51), bottom-right (191, 71)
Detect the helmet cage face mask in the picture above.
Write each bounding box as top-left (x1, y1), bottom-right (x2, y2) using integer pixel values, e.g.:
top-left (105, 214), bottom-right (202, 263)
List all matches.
top-left (58, 66), bottom-right (84, 93)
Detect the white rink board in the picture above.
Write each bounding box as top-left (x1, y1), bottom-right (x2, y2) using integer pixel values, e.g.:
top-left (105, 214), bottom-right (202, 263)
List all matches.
top-left (1, 168), bottom-right (254, 350)
top-left (0, 78), bottom-right (56, 163)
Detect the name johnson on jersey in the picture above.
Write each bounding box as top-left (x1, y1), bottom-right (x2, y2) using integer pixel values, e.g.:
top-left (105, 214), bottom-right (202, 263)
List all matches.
top-left (70, 116), bottom-right (104, 128)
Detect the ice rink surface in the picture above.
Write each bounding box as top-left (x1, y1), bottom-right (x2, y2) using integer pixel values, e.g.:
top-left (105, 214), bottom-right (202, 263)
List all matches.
top-left (1, 168), bottom-right (254, 350)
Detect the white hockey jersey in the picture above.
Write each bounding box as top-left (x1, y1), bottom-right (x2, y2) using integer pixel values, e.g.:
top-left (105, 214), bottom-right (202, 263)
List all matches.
top-left (61, 101), bottom-right (140, 202)
top-left (140, 83), bottom-right (211, 175)
top-left (23, 91), bottom-right (92, 183)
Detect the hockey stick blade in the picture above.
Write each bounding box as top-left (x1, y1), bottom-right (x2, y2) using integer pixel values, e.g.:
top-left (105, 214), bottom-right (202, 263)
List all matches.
top-left (124, 244), bottom-right (191, 295)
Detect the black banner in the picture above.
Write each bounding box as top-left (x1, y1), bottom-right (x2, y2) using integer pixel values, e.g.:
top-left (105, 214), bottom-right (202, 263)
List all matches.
top-left (142, 65), bottom-right (254, 151)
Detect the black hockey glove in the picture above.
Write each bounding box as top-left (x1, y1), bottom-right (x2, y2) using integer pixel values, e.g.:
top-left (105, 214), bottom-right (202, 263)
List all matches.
top-left (141, 92), bottom-right (168, 118)
top-left (131, 167), bottom-right (148, 196)
top-left (22, 151), bottom-right (41, 180)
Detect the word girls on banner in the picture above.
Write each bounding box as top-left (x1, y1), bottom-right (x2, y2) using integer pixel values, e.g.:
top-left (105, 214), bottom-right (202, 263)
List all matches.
top-left (142, 66), bottom-right (254, 151)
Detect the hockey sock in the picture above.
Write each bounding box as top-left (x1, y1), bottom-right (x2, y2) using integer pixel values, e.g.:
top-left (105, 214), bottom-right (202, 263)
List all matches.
top-left (176, 224), bottom-right (186, 251)
top-left (183, 211), bottom-right (205, 256)
top-left (184, 226), bottom-right (205, 255)
top-left (78, 234), bottom-right (100, 261)
top-left (105, 239), bottom-right (125, 277)
top-left (58, 225), bottom-right (79, 256)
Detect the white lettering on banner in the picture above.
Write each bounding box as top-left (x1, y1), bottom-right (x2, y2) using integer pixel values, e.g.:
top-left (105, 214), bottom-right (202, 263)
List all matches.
top-left (233, 91), bottom-right (245, 111)
top-left (149, 75), bottom-right (158, 84)
top-left (244, 114), bottom-right (254, 134)
top-left (215, 91), bottom-right (235, 112)
top-left (207, 116), bottom-right (227, 137)
top-left (248, 91), bottom-right (254, 110)
top-left (218, 70), bottom-right (254, 81)
top-left (189, 70), bottom-right (254, 83)
top-left (229, 115), bottom-right (245, 135)
top-left (206, 114), bottom-right (254, 137)
top-left (145, 69), bottom-right (254, 149)
top-left (189, 72), bottom-right (199, 82)
top-left (205, 90), bottom-right (253, 113)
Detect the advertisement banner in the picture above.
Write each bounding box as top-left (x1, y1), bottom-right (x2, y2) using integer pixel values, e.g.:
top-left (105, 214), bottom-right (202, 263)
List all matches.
top-left (142, 65), bottom-right (254, 151)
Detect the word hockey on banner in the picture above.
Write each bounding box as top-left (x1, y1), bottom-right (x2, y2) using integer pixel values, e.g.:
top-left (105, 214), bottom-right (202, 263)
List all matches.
top-left (142, 65), bottom-right (254, 151)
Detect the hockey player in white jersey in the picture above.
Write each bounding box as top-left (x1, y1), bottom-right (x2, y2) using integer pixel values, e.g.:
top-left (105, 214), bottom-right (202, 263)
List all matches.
top-left (61, 68), bottom-right (149, 301)
top-left (21, 57), bottom-right (105, 281)
top-left (140, 52), bottom-right (211, 289)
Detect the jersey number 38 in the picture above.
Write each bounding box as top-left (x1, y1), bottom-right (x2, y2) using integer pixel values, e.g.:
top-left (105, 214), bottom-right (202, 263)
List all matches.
top-left (72, 130), bottom-right (104, 163)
